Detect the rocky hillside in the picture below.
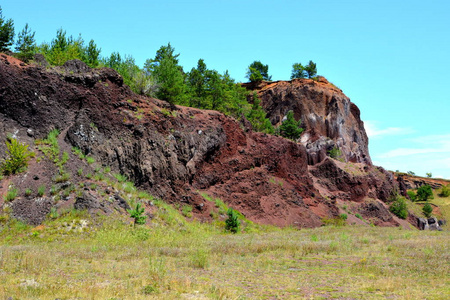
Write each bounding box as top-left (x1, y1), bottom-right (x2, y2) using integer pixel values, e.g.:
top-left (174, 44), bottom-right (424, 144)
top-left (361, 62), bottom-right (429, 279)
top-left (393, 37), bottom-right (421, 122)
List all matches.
top-left (0, 54), bottom-right (403, 228)
top-left (243, 77), bottom-right (371, 166)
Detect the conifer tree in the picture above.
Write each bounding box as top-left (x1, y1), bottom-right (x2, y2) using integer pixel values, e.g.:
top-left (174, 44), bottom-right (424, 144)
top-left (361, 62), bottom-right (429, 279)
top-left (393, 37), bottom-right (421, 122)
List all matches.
top-left (15, 23), bottom-right (35, 62)
top-left (279, 110), bottom-right (303, 140)
top-left (246, 93), bottom-right (274, 134)
top-left (0, 6), bottom-right (14, 52)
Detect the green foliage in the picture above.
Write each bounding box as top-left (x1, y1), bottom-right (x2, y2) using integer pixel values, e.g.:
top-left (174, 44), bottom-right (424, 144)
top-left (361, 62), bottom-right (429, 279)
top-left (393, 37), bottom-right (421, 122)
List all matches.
top-left (416, 185), bottom-right (433, 201)
top-left (304, 60), bottom-right (317, 79)
top-left (389, 196), bottom-right (408, 219)
top-left (113, 173), bottom-right (128, 183)
top-left (246, 61), bottom-right (271, 82)
top-left (15, 23), bottom-right (35, 62)
top-left (181, 205), bottom-right (193, 218)
top-left (291, 62), bottom-right (306, 79)
top-left (1, 138), bottom-right (34, 175)
top-left (328, 146), bottom-right (342, 159)
top-left (25, 188), bottom-right (32, 196)
top-left (129, 203), bottom-right (147, 225)
top-left (0, 6), bottom-right (14, 52)
top-left (144, 43), bottom-right (187, 105)
top-left (36, 129), bottom-right (60, 161)
top-left (279, 110), bottom-right (303, 140)
top-left (102, 52), bottom-right (143, 91)
top-left (340, 213), bottom-right (348, 220)
top-left (422, 203), bottom-right (433, 218)
top-left (439, 185), bottom-right (450, 197)
top-left (37, 185), bottom-right (45, 197)
top-left (426, 172), bottom-right (432, 178)
top-left (407, 190), bottom-right (417, 201)
top-left (4, 186), bottom-right (18, 202)
top-left (225, 208), bottom-right (240, 233)
top-left (407, 171), bottom-right (415, 176)
top-left (86, 156), bottom-right (95, 164)
top-left (355, 213), bottom-right (362, 220)
top-left (85, 39), bottom-right (101, 68)
top-left (35, 28), bottom-right (102, 68)
top-left (246, 93), bottom-right (274, 134)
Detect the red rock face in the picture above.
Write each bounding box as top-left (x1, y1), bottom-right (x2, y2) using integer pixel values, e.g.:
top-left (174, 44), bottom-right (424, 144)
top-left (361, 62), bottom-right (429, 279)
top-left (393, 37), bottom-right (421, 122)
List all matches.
top-left (0, 56), bottom-right (399, 228)
top-left (243, 77), bottom-right (372, 166)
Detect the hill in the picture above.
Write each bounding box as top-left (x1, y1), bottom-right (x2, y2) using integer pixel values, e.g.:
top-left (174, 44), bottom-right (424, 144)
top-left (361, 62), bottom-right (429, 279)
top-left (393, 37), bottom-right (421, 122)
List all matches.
top-left (0, 54), bottom-right (439, 229)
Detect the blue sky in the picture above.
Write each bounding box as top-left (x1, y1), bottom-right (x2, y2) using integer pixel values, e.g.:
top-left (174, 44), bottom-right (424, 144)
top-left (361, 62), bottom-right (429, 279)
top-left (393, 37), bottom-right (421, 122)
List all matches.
top-left (3, 0), bottom-right (450, 178)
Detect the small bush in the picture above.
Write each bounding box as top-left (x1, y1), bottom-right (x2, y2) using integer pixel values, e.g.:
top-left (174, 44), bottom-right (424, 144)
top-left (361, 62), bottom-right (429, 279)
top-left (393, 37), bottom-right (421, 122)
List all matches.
top-left (1, 138), bottom-right (34, 175)
top-left (416, 185), bottom-right (433, 201)
top-left (355, 213), bottom-right (362, 219)
top-left (407, 190), bottom-right (417, 201)
top-left (225, 208), bottom-right (240, 233)
top-left (422, 203), bottom-right (433, 218)
top-left (328, 146), bottom-right (342, 159)
top-left (439, 185), bottom-right (450, 197)
top-left (129, 203), bottom-right (147, 225)
top-left (339, 213), bottom-right (348, 220)
top-left (389, 196), bottom-right (408, 219)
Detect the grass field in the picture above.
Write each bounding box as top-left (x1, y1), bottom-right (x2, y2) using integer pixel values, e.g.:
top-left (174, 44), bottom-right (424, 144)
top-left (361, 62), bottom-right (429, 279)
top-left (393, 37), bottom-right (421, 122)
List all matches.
top-left (1, 212), bottom-right (449, 300)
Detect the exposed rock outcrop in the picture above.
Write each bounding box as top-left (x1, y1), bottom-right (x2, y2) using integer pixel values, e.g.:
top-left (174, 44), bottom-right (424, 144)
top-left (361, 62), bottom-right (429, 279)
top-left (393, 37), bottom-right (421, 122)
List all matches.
top-left (243, 77), bottom-right (371, 166)
top-left (0, 56), bottom-right (399, 227)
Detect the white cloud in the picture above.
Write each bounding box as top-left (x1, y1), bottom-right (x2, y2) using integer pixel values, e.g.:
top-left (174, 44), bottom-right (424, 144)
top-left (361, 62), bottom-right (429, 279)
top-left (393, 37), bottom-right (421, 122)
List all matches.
top-left (364, 121), bottom-right (414, 138)
top-left (372, 134), bottom-right (450, 179)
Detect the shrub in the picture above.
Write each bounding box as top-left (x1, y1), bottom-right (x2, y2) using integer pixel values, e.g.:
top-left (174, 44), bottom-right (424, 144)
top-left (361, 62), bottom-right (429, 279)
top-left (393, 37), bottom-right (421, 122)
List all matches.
top-left (1, 138), bottom-right (34, 175)
top-left (389, 196), bottom-right (408, 219)
top-left (422, 203), bottom-right (433, 218)
top-left (416, 185), bottom-right (433, 201)
top-left (225, 208), bottom-right (240, 233)
top-left (279, 110), bottom-right (303, 140)
top-left (129, 203), bottom-right (147, 225)
top-left (328, 146), bottom-right (342, 159)
top-left (426, 172), bottom-right (432, 178)
top-left (439, 185), bottom-right (450, 197)
top-left (340, 213), bottom-right (348, 220)
top-left (25, 188), bottom-right (32, 196)
top-left (407, 190), bottom-right (417, 201)
top-left (355, 213), bottom-right (362, 219)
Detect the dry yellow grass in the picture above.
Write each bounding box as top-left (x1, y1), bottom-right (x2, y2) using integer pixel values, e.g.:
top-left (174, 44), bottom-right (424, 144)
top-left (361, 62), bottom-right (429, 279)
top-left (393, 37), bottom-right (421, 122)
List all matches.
top-left (1, 214), bottom-right (449, 300)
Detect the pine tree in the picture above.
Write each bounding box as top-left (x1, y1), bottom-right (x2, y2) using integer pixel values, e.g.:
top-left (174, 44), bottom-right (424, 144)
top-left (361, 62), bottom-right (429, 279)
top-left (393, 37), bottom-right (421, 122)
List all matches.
top-left (246, 93), bottom-right (274, 134)
top-left (144, 43), bottom-right (187, 106)
top-left (304, 60), bottom-right (317, 79)
top-left (279, 110), bottom-right (303, 140)
top-left (0, 6), bottom-right (14, 52)
top-left (15, 23), bottom-right (35, 62)
top-left (246, 61), bottom-right (271, 82)
top-left (291, 63), bottom-right (306, 79)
